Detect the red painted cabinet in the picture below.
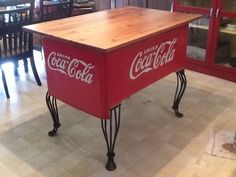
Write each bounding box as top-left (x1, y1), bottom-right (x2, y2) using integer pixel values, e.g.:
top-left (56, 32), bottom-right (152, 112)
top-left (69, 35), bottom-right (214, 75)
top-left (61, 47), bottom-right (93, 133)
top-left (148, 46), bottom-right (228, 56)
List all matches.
top-left (173, 0), bottom-right (236, 82)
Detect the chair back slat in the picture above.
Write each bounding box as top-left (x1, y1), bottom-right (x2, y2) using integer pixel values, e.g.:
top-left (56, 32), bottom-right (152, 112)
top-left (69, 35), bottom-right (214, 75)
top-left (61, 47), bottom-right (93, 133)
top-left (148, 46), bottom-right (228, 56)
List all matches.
top-left (2, 35), bottom-right (7, 57)
top-left (13, 31), bottom-right (17, 54)
top-left (19, 29), bottom-right (23, 55)
top-left (8, 31), bottom-right (13, 56)
top-left (23, 31), bottom-right (28, 53)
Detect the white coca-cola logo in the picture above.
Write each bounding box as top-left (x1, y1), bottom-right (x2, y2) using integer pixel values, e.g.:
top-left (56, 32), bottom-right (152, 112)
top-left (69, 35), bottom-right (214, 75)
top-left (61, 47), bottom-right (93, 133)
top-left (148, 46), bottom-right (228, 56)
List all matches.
top-left (130, 38), bottom-right (177, 80)
top-left (47, 52), bottom-right (94, 84)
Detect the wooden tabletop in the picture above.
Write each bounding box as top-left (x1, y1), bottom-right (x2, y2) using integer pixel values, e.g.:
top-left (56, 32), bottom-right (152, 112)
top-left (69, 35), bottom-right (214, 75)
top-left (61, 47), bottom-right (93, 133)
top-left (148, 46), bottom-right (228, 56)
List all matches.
top-left (24, 6), bottom-right (201, 53)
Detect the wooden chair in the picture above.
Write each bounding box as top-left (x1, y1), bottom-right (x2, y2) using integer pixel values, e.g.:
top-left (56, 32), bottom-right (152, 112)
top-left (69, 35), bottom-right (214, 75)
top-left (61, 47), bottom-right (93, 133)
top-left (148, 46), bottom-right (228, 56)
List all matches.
top-left (39, 0), bottom-right (73, 22)
top-left (33, 0), bottom-right (73, 51)
top-left (128, 0), bottom-right (149, 7)
top-left (113, 0), bottom-right (148, 8)
top-left (114, 0), bottom-right (172, 10)
top-left (0, 0), bottom-right (42, 98)
top-left (72, 0), bottom-right (96, 16)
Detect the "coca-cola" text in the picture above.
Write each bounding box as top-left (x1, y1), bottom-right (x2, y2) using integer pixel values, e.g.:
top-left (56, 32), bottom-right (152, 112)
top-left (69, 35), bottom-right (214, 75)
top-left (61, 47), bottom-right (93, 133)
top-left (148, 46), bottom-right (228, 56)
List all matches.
top-left (130, 38), bottom-right (177, 80)
top-left (47, 52), bottom-right (94, 84)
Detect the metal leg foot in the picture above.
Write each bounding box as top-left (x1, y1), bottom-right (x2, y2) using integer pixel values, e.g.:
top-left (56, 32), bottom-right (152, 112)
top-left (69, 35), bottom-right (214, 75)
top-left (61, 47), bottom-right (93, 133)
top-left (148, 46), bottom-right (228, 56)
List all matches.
top-left (46, 92), bottom-right (61, 136)
top-left (172, 69), bottom-right (187, 118)
top-left (101, 104), bottom-right (121, 171)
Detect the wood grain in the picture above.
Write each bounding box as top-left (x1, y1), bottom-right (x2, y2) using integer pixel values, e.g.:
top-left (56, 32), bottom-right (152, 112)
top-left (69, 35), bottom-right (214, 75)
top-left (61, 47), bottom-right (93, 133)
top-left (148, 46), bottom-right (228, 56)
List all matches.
top-left (24, 6), bottom-right (201, 52)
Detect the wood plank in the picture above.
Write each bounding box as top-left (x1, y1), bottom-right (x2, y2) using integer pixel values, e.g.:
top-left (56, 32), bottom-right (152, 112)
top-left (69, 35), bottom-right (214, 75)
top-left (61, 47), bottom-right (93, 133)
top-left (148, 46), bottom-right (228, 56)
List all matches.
top-left (24, 6), bottom-right (201, 53)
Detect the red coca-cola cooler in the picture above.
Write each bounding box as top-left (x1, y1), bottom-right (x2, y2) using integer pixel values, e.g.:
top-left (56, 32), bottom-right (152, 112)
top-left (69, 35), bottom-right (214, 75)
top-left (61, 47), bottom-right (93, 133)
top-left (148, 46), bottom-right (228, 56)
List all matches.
top-left (43, 25), bottom-right (188, 119)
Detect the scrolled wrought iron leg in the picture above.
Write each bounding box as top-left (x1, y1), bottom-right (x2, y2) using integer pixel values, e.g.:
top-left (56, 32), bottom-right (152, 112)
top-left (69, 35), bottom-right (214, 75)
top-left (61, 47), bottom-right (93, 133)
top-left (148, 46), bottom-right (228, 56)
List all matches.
top-left (172, 69), bottom-right (187, 118)
top-left (46, 91), bottom-right (61, 136)
top-left (101, 104), bottom-right (121, 171)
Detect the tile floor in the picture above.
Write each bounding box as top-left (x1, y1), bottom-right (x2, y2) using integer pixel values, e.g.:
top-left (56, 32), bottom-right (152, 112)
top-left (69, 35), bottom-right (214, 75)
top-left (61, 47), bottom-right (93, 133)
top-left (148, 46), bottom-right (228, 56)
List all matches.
top-left (0, 51), bottom-right (236, 177)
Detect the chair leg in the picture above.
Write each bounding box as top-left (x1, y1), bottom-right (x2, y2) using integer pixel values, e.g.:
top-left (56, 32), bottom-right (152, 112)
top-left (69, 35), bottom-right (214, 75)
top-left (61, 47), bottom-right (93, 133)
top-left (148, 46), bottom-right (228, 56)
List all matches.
top-left (24, 59), bottom-right (29, 73)
top-left (14, 61), bottom-right (19, 77)
top-left (29, 57), bottom-right (42, 86)
top-left (1, 67), bottom-right (10, 98)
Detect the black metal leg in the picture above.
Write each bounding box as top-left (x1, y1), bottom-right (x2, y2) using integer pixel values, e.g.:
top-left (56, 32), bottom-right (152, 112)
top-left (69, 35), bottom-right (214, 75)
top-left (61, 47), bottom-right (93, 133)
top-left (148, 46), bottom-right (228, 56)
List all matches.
top-left (101, 104), bottom-right (121, 171)
top-left (172, 69), bottom-right (187, 118)
top-left (46, 92), bottom-right (61, 136)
